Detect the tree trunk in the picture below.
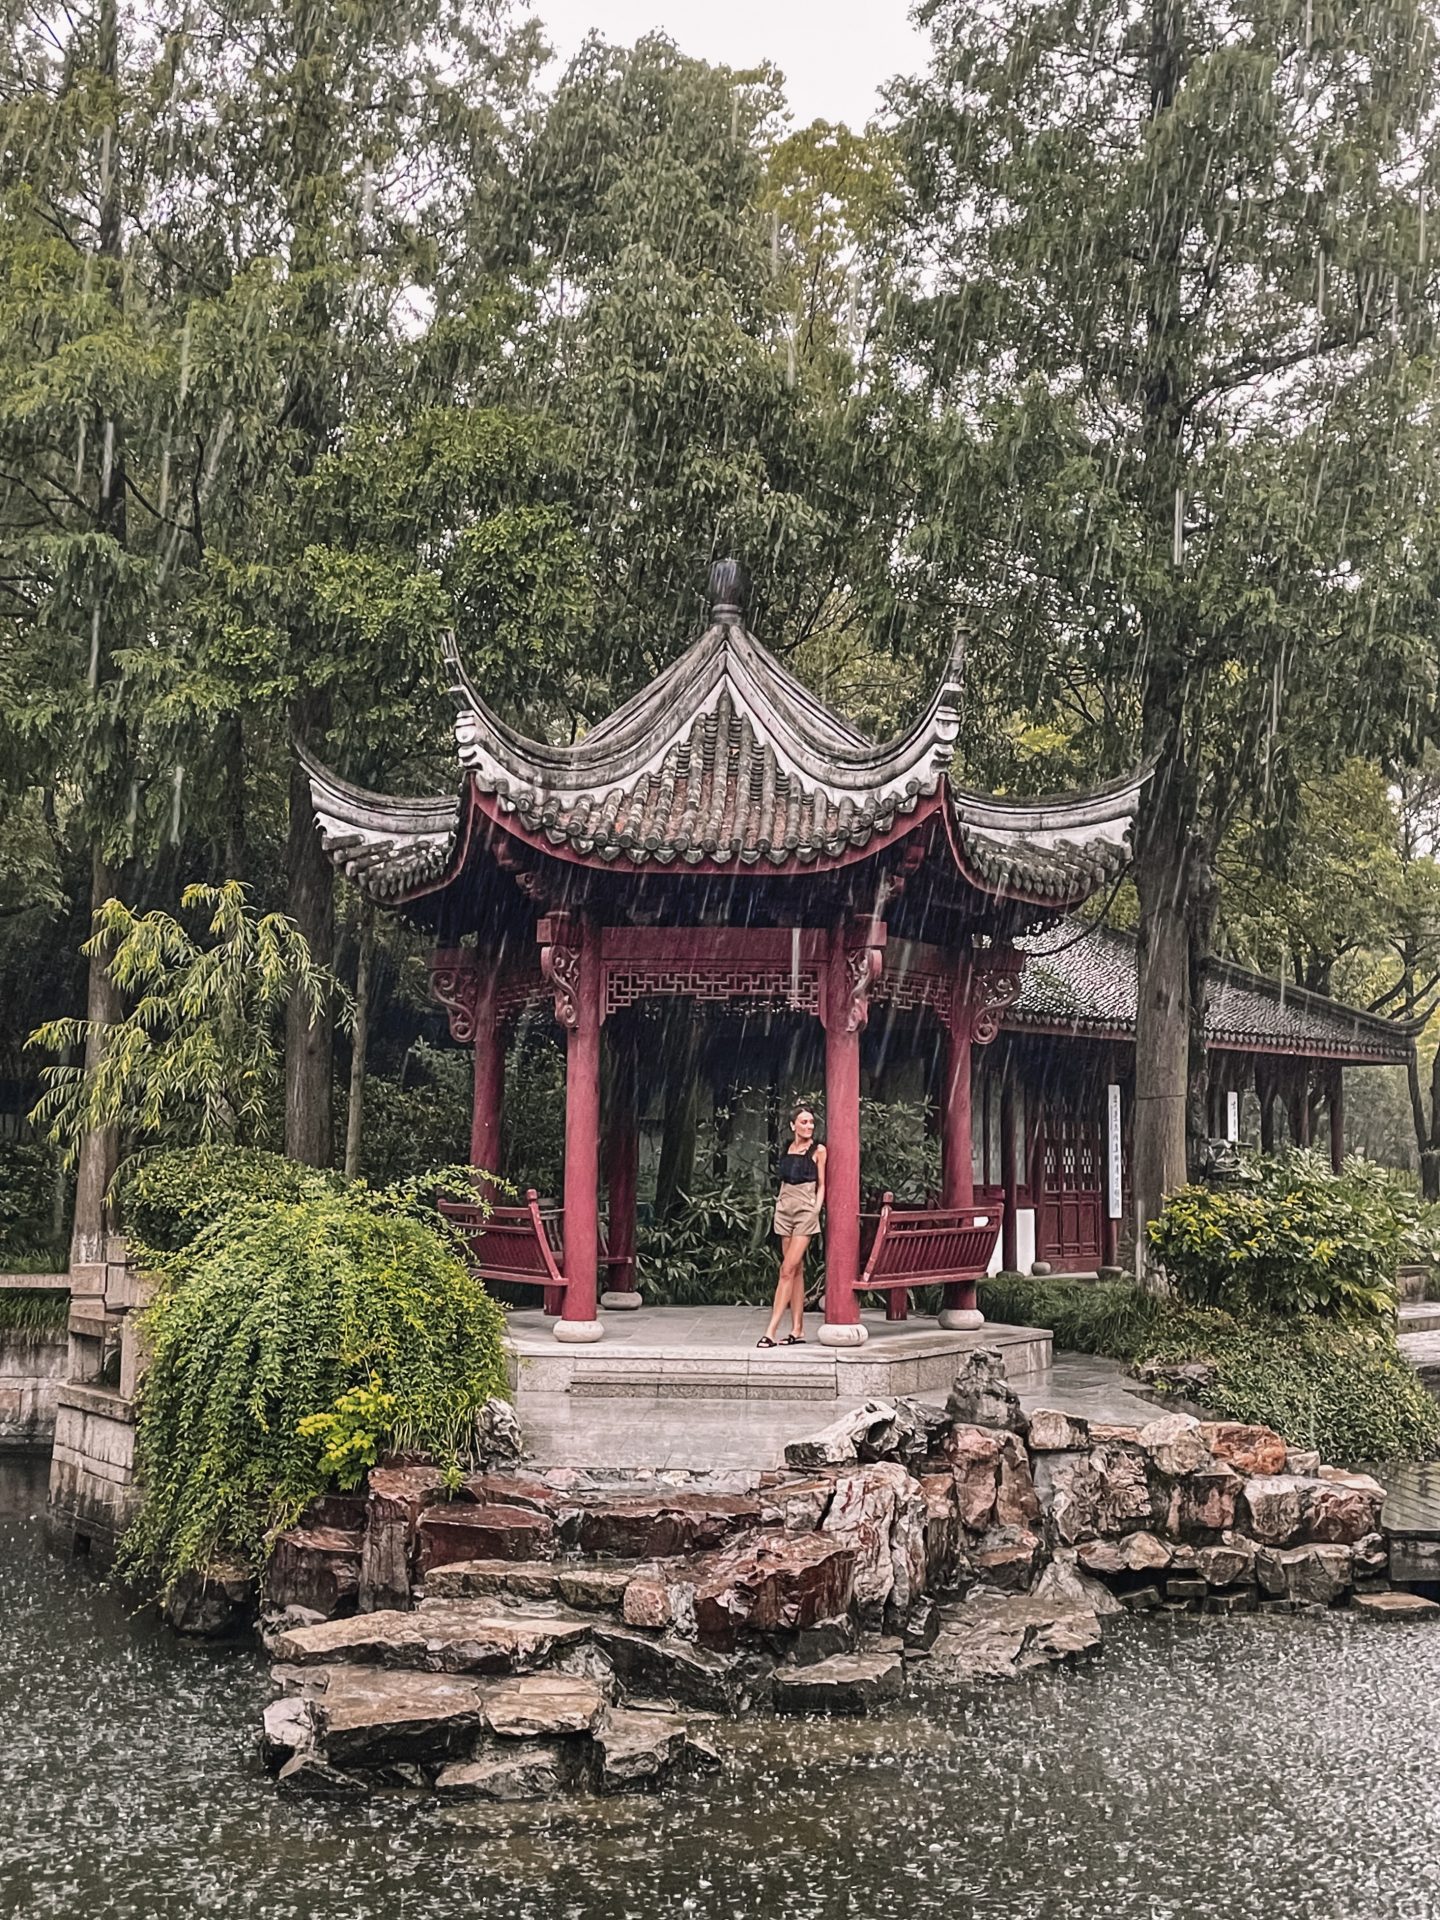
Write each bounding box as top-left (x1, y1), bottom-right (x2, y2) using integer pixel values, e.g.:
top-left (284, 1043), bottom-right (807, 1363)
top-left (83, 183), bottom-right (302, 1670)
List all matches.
top-left (1425, 1044), bottom-right (1440, 1202)
top-left (1132, 772), bottom-right (1192, 1279)
top-left (70, 0), bottom-right (128, 1272)
top-left (343, 901), bottom-right (374, 1180)
top-left (284, 696), bottom-right (334, 1166)
top-left (69, 848), bottom-right (124, 1270)
top-left (1130, 0), bottom-right (1192, 1283)
top-left (653, 1005), bottom-right (699, 1221)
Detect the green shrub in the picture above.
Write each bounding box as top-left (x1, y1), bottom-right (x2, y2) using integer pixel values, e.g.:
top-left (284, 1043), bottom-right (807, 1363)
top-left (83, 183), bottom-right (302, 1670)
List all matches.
top-left (0, 1137), bottom-right (65, 1268)
top-left (117, 1145), bottom-right (340, 1256)
top-left (296, 1373), bottom-right (399, 1489)
top-left (1147, 1152), bottom-right (1399, 1322)
top-left (0, 1288), bottom-right (69, 1339)
top-left (358, 1041), bottom-right (472, 1184)
top-left (639, 1180), bottom-right (777, 1305)
top-left (119, 1181), bottom-right (509, 1597)
top-left (977, 1272), bottom-right (1440, 1464)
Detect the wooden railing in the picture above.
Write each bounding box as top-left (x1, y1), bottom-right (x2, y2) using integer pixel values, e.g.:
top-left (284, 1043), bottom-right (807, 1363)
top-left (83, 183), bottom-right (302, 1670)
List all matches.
top-left (857, 1193), bottom-right (1001, 1321)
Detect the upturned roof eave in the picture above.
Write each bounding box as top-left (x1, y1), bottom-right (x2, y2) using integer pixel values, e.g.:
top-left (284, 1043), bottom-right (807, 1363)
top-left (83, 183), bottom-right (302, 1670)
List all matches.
top-left (444, 623), bottom-right (966, 807)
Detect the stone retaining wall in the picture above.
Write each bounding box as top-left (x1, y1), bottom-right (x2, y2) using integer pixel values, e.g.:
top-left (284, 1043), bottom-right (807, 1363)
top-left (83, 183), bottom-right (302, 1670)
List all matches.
top-left (48, 1383), bottom-right (141, 1553)
top-left (0, 1330), bottom-right (67, 1450)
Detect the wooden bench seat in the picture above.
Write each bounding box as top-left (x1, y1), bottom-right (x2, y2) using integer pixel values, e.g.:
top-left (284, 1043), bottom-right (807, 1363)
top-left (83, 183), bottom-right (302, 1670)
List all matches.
top-left (857, 1193), bottom-right (1001, 1321)
top-left (437, 1191), bottom-right (635, 1316)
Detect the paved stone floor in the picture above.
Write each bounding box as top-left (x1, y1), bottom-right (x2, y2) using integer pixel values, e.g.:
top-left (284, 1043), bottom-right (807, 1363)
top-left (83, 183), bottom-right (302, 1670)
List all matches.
top-left (516, 1349), bottom-right (1157, 1473)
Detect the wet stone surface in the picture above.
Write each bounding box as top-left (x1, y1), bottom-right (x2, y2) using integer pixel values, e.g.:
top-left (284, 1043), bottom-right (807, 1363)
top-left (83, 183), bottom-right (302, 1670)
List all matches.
top-left (10, 1454), bottom-right (1440, 1918)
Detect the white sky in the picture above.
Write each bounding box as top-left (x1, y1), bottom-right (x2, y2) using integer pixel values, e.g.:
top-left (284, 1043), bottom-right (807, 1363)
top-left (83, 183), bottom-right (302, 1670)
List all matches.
top-left (532, 0), bottom-right (932, 128)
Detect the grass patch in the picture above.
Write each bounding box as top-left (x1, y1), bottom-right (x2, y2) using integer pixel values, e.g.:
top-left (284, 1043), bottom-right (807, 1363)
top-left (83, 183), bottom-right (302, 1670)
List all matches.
top-left (978, 1272), bottom-right (1440, 1465)
top-left (0, 1289), bottom-right (69, 1340)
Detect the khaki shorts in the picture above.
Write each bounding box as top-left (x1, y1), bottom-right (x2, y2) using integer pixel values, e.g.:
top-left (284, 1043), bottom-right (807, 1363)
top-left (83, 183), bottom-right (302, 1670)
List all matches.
top-left (773, 1184), bottom-right (821, 1239)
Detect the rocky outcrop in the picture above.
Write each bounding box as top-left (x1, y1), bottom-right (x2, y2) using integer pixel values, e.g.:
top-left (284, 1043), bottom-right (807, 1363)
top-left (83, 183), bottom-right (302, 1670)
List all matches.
top-left (269, 1601), bottom-right (594, 1674)
top-left (264, 1526), bottom-right (362, 1618)
top-left (771, 1650), bottom-right (904, 1714)
top-left (621, 1529), bottom-right (857, 1648)
top-left (255, 1367), bottom-right (1408, 1805)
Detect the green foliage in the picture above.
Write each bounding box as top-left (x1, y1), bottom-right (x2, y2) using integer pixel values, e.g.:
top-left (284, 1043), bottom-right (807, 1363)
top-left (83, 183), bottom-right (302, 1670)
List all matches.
top-left (501, 1033), bottom-right (566, 1200)
top-left (977, 1273), bottom-right (1440, 1464)
top-left (29, 884), bottom-right (343, 1166)
top-left (1169, 1319), bottom-right (1440, 1467)
top-left (0, 1288), bottom-right (69, 1339)
top-left (1148, 1154), bottom-right (1401, 1323)
top-left (0, 1138), bottom-right (64, 1268)
top-left (638, 1181), bottom-right (776, 1307)
top-left (357, 1042), bottom-right (472, 1186)
top-left (119, 1180), bottom-right (509, 1596)
top-left (296, 1374), bottom-right (399, 1491)
top-left (859, 1096), bottom-right (940, 1207)
top-left (116, 1145), bottom-right (340, 1257)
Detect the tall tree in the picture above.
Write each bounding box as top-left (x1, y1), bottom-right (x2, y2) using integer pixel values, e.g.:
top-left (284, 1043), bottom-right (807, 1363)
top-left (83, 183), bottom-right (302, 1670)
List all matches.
top-left (895, 0), bottom-right (1440, 1250)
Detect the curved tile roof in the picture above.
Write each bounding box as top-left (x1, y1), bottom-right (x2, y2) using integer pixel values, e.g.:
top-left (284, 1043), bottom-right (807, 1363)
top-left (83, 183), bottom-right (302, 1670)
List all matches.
top-left (299, 748), bottom-right (461, 902)
top-left (306, 563), bottom-right (1145, 902)
top-left (1014, 921), bottom-right (1412, 1061)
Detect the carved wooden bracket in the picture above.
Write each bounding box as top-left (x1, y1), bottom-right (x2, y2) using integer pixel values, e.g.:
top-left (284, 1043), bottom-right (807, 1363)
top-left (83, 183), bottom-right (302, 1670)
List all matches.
top-left (538, 913), bottom-right (583, 1030)
top-left (831, 918), bottom-right (887, 1033)
top-left (964, 945), bottom-right (1026, 1046)
top-left (429, 949), bottom-right (481, 1044)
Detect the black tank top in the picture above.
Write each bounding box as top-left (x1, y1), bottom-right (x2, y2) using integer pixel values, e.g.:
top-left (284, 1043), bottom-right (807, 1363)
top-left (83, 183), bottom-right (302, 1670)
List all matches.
top-left (778, 1141), bottom-right (819, 1185)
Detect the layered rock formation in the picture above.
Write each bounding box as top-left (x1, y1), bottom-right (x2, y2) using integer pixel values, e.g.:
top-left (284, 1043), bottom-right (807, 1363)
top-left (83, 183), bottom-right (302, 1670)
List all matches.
top-left (250, 1349), bottom-right (1398, 1800)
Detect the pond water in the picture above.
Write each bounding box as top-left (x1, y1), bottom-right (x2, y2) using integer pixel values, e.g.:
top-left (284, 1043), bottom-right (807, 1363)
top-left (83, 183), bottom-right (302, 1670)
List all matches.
top-left (4, 1453), bottom-right (1440, 1920)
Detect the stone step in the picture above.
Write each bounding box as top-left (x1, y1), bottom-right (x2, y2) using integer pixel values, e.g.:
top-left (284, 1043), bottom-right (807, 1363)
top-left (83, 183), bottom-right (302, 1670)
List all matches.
top-left (1399, 1304), bottom-right (1440, 1334)
top-left (269, 1600), bottom-right (594, 1674)
top-left (570, 1362), bottom-right (833, 1402)
top-left (423, 1558), bottom-right (635, 1612)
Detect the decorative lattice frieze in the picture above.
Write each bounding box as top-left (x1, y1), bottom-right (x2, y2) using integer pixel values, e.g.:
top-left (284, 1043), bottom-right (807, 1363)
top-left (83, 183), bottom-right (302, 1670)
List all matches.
top-left (604, 964), bottom-right (820, 1017)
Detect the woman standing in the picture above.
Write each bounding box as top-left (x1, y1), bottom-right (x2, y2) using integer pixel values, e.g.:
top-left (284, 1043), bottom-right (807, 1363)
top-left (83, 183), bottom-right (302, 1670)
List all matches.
top-left (758, 1105), bottom-right (826, 1348)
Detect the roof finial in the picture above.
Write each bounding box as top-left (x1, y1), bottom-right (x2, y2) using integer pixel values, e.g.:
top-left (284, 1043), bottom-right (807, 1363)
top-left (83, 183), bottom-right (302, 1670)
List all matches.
top-left (708, 557), bottom-right (747, 623)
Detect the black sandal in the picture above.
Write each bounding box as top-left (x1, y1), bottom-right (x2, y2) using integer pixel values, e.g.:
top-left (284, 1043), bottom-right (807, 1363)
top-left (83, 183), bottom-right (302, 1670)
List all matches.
top-left (756, 1335), bottom-right (778, 1349)
top-left (783, 1334), bottom-right (806, 1345)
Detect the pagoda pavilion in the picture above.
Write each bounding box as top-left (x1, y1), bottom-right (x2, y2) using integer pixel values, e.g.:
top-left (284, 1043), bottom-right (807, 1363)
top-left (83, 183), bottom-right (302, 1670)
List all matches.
top-left (306, 561), bottom-right (1151, 1347)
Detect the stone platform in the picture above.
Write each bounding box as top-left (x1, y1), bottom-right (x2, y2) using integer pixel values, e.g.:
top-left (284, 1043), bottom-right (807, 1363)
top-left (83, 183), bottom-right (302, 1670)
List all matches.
top-left (504, 1305), bottom-right (1051, 1404)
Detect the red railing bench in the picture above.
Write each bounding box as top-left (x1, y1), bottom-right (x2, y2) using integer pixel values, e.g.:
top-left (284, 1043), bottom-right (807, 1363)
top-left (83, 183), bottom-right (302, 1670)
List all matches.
top-left (437, 1191), bottom-right (635, 1316)
top-left (856, 1193), bottom-right (1001, 1322)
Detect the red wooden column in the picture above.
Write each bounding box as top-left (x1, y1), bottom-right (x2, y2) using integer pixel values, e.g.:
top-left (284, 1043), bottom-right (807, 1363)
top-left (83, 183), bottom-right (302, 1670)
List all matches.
top-left (1328, 1065), bottom-right (1345, 1174)
top-left (469, 971), bottom-right (503, 1185)
top-left (940, 960), bottom-right (979, 1327)
top-left (1000, 1067), bottom-right (1019, 1274)
top-left (602, 1025), bottom-right (641, 1309)
top-left (818, 916), bottom-right (885, 1348)
top-left (540, 913), bottom-right (605, 1344)
top-left (942, 947), bottom-right (1023, 1327)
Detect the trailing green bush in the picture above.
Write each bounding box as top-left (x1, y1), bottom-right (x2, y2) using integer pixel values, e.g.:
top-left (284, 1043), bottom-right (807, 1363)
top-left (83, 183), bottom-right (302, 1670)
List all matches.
top-left (978, 1272), bottom-right (1440, 1464)
top-left (119, 1181), bottom-right (509, 1597)
top-left (1147, 1152), bottom-right (1400, 1322)
top-left (0, 1288), bottom-right (69, 1339)
top-left (117, 1145), bottom-right (340, 1255)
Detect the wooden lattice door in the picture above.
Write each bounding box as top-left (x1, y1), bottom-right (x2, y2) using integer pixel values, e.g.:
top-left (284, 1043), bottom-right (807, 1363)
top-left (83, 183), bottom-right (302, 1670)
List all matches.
top-left (1037, 1093), bottom-right (1102, 1270)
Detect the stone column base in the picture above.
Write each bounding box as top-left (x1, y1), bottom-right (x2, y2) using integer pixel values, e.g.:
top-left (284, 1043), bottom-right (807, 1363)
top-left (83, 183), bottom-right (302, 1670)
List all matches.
top-left (601, 1290), bottom-right (643, 1311)
top-left (552, 1318), bottom-right (605, 1344)
top-left (938, 1308), bottom-right (985, 1331)
top-left (816, 1320), bottom-right (869, 1347)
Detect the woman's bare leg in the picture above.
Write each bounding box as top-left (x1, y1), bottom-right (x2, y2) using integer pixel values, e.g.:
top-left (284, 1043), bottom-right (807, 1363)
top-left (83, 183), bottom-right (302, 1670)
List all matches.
top-left (765, 1236), bottom-right (807, 1342)
top-left (787, 1236), bottom-right (810, 1335)
top-left (764, 1243), bottom-right (798, 1341)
